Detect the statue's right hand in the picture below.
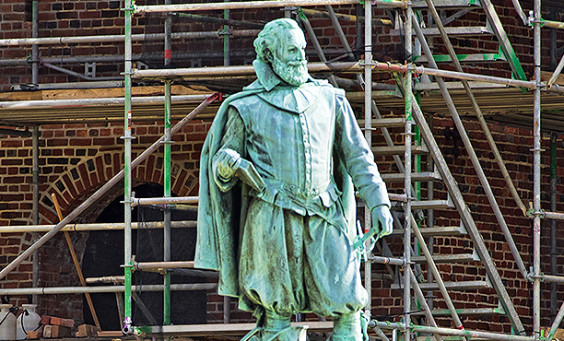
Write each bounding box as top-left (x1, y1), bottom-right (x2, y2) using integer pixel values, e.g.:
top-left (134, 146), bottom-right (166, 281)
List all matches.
top-left (214, 149), bottom-right (241, 180)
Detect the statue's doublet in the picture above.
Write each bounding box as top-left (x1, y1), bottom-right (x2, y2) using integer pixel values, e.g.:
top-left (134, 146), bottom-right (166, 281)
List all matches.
top-left (228, 81), bottom-right (343, 218)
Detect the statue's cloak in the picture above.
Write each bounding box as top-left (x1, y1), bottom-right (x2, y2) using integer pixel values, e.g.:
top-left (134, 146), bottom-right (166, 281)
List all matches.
top-left (194, 61), bottom-right (357, 297)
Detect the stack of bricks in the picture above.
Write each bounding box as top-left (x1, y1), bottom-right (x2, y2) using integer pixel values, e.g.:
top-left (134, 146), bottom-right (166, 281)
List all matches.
top-left (75, 324), bottom-right (100, 338)
top-left (27, 315), bottom-right (75, 339)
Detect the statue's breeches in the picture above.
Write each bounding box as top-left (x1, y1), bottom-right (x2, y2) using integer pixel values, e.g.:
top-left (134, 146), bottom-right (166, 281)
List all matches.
top-left (238, 197), bottom-right (368, 317)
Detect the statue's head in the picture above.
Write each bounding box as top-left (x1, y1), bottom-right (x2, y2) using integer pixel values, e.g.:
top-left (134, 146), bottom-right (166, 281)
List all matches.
top-left (254, 18), bottom-right (309, 86)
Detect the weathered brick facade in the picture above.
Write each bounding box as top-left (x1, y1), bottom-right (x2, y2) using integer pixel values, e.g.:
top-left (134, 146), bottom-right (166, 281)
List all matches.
top-left (0, 0), bottom-right (563, 335)
top-left (0, 119), bottom-right (209, 319)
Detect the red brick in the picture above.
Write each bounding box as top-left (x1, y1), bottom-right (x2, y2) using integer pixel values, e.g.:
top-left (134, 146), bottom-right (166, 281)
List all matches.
top-left (59, 318), bottom-right (74, 328)
top-left (62, 174), bottom-right (78, 198)
top-left (49, 325), bottom-right (71, 338)
top-left (146, 155), bottom-right (155, 180)
top-left (76, 324), bottom-right (98, 337)
top-left (40, 315), bottom-right (52, 325)
top-left (112, 153), bottom-right (121, 175)
top-left (69, 138), bottom-right (92, 146)
top-left (95, 156), bottom-right (105, 182)
top-left (173, 169), bottom-right (188, 195)
top-left (78, 163), bottom-right (91, 188)
top-left (1, 140), bottom-right (22, 148)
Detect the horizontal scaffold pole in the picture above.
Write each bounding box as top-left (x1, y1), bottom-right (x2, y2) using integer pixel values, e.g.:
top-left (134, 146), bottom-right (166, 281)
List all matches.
top-left (543, 274), bottom-right (564, 283)
top-left (134, 0), bottom-right (407, 13)
top-left (0, 30), bottom-right (259, 47)
top-left (373, 321), bottom-right (534, 341)
top-left (0, 93), bottom-right (220, 281)
top-left (543, 19), bottom-right (564, 30)
top-left (131, 61), bottom-right (537, 89)
top-left (0, 221), bottom-right (196, 233)
top-left (132, 196), bottom-right (198, 207)
top-left (0, 283), bottom-right (216, 295)
top-left (369, 256), bottom-right (406, 266)
top-left (544, 211), bottom-right (564, 221)
top-left (132, 195), bottom-right (407, 206)
top-left (0, 95), bottom-right (211, 110)
top-left (135, 261), bottom-right (194, 270)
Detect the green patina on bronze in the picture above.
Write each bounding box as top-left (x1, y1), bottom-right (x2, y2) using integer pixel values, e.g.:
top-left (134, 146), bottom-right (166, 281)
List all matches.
top-left (195, 18), bottom-right (393, 341)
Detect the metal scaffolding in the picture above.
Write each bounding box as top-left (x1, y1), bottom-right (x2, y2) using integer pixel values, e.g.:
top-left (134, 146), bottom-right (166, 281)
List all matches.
top-left (1, 0), bottom-right (564, 340)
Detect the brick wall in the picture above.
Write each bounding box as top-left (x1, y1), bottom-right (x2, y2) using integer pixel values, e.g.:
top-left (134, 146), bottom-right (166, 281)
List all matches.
top-left (0, 0), bottom-right (282, 90)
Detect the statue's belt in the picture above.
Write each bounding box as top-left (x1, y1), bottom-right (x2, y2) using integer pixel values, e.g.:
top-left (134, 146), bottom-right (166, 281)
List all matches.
top-left (251, 178), bottom-right (341, 217)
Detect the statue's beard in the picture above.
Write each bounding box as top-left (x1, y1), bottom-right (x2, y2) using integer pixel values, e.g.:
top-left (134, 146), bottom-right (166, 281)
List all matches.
top-left (271, 58), bottom-right (309, 86)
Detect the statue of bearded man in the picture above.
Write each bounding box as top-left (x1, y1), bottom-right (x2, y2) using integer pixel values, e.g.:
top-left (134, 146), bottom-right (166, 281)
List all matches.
top-left (196, 18), bottom-right (393, 341)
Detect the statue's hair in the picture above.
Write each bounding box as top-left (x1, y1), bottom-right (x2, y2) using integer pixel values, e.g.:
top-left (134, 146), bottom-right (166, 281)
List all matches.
top-left (254, 18), bottom-right (302, 62)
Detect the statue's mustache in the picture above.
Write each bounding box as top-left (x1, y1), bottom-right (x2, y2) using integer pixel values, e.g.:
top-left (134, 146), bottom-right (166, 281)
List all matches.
top-left (287, 60), bottom-right (307, 68)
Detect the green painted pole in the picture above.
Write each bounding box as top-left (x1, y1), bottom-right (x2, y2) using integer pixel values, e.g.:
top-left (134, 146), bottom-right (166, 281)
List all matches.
top-left (163, 81), bottom-right (172, 326)
top-left (163, 0), bottom-right (172, 326)
top-left (163, 80), bottom-right (172, 326)
top-left (123, 0), bottom-right (134, 333)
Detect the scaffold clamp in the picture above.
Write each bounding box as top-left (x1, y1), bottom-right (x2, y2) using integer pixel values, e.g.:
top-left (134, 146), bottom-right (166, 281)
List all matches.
top-left (527, 272), bottom-right (545, 282)
top-left (525, 203), bottom-right (544, 219)
top-left (123, 316), bottom-right (134, 335)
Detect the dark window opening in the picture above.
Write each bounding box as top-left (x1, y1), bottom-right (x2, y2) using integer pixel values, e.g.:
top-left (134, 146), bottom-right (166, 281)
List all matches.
top-left (82, 183), bottom-right (206, 330)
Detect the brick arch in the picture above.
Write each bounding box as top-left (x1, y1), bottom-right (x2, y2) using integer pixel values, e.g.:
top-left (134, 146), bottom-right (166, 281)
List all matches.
top-left (38, 150), bottom-right (199, 225)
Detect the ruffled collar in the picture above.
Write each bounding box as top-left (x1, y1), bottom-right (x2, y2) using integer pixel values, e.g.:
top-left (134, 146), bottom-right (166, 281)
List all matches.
top-left (243, 59), bottom-right (328, 114)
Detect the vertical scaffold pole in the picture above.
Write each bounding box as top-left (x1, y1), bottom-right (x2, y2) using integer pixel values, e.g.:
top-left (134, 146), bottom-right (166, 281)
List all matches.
top-left (403, 5), bottom-right (413, 341)
top-left (163, 0), bottom-right (172, 327)
top-left (532, 0), bottom-right (542, 337)
top-left (550, 133), bottom-right (557, 322)
top-left (223, 0), bottom-right (231, 67)
top-left (31, 0), bottom-right (38, 85)
top-left (32, 125), bottom-right (39, 305)
top-left (31, 0), bottom-right (39, 305)
top-left (31, 5), bottom-right (39, 304)
top-left (223, 0), bottom-right (231, 324)
top-left (123, 0), bottom-right (134, 333)
top-left (363, 0), bottom-right (373, 320)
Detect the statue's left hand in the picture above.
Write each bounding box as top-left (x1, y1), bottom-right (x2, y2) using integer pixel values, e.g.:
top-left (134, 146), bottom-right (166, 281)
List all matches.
top-left (371, 205), bottom-right (393, 239)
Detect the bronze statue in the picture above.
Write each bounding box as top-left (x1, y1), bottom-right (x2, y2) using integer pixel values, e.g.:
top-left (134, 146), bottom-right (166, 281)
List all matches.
top-left (196, 18), bottom-right (393, 341)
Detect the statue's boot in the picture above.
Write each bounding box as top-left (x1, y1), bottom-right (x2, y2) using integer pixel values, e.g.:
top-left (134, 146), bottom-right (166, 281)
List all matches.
top-left (245, 311), bottom-right (307, 341)
top-left (328, 312), bottom-right (365, 341)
